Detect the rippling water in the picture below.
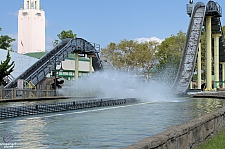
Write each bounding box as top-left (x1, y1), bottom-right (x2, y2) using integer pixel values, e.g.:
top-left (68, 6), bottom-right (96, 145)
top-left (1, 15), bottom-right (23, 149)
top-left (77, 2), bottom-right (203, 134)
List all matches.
top-left (0, 97), bottom-right (225, 149)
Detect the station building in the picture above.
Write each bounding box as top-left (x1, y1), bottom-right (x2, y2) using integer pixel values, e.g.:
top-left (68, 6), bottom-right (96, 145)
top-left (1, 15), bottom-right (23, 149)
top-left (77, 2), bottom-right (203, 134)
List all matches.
top-left (0, 49), bottom-right (92, 82)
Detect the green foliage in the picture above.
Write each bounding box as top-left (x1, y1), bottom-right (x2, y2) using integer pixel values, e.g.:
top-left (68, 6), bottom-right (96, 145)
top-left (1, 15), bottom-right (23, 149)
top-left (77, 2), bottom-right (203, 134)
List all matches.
top-left (0, 50), bottom-right (15, 86)
top-left (101, 39), bottom-right (159, 78)
top-left (195, 128), bottom-right (225, 149)
top-left (156, 31), bottom-right (186, 67)
top-left (101, 27), bottom-right (212, 83)
top-left (199, 29), bottom-right (206, 80)
top-left (0, 28), bottom-right (15, 50)
top-left (153, 31), bottom-right (186, 83)
top-left (223, 26), bottom-right (225, 38)
top-left (101, 42), bottom-right (123, 68)
top-left (53, 40), bottom-right (59, 47)
top-left (54, 30), bottom-right (76, 47)
top-left (57, 30), bottom-right (76, 40)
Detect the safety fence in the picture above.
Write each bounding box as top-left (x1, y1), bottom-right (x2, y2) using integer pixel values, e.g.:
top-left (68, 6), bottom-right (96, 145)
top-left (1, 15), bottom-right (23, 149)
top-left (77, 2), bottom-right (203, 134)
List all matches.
top-left (0, 89), bottom-right (56, 99)
top-left (0, 98), bottom-right (137, 119)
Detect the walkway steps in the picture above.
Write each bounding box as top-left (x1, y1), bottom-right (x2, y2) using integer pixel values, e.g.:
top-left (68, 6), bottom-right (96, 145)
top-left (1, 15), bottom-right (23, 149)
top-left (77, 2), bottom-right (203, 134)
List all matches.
top-left (0, 98), bottom-right (137, 119)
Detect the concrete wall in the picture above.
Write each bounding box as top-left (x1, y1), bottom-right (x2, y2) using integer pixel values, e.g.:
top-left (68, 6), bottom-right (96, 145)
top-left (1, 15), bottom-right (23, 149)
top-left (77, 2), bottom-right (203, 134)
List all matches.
top-left (124, 107), bottom-right (225, 149)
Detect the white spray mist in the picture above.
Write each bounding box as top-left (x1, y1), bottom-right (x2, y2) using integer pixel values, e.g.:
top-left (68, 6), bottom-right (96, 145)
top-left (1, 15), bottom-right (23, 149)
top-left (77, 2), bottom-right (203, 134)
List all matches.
top-left (58, 70), bottom-right (175, 102)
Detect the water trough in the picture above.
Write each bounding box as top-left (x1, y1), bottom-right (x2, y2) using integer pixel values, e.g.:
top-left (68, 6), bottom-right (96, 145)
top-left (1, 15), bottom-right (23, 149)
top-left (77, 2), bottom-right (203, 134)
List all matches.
top-left (0, 98), bottom-right (137, 119)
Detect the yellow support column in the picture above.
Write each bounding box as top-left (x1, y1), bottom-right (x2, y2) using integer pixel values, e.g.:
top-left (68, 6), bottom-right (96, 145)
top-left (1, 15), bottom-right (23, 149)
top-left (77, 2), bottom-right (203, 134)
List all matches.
top-left (88, 55), bottom-right (94, 75)
top-left (197, 42), bottom-right (202, 89)
top-left (190, 81), bottom-right (193, 89)
top-left (75, 52), bottom-right (79, 80)
top-left (213, 33), bottom-right (221, 89)
top-left (0, 89), bottom-right (2, 99)
top-left (206, 16), bottom-right (212, 90)
top-left (11, 89), bottom-right (14, 99)
top-left (221, 62), bottom-right (225, 88)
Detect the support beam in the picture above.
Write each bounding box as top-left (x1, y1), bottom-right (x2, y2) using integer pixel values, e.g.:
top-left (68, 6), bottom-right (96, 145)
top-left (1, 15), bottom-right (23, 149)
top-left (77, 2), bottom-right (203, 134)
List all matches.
top-left (190, 81), bottom-right (193, 89)
top-left (212, 33), bottom-right (221, 89)
top-left (221, 63), bottom-right (225, 88)
top-left (88, 54), bottom-right (94, 75)
top-left (206, 16), bottom-right (212, 90)
top-left (74, 52), bottom-right (79, 80)
top-left (197, 42), bottom-right (202, 89)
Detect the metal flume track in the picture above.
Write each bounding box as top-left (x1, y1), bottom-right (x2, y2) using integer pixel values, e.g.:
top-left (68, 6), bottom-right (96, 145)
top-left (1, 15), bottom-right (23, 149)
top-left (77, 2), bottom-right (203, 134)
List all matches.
top-left (5, 38), bottom-right (103, 88)
top-left (172, 2), bottom-right (206, 94)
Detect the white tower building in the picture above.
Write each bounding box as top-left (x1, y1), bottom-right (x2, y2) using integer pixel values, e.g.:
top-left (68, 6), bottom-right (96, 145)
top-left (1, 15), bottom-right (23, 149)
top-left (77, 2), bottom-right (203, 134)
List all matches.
top-left (18, 0), bottom-right (45, 54)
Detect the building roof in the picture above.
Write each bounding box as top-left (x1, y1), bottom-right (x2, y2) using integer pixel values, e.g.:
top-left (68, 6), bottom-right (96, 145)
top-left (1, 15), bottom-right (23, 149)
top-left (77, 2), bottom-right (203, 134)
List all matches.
top-left (24, 52), bottom-right (90, 61)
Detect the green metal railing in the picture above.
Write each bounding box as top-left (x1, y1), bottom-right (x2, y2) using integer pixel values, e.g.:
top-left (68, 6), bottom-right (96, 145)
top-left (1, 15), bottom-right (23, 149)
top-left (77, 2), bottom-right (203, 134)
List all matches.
top-left (214, 80), bottom-right (225, 89)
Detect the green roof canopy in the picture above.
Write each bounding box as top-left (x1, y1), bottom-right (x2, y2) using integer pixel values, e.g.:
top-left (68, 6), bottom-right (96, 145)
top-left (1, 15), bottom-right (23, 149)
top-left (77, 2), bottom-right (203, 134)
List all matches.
top-left (24, 52), bottom-right (90, 61)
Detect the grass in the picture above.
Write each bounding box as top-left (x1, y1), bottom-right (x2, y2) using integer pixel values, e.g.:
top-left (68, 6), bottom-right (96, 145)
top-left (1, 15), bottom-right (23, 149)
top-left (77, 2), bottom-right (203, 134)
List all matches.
top-left (195, 128), bottom-right (225, 149)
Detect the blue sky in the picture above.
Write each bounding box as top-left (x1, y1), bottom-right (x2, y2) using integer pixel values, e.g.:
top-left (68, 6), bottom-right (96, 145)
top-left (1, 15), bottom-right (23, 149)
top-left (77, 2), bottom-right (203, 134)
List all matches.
top-left (1, 0), bottom-right (225, 51)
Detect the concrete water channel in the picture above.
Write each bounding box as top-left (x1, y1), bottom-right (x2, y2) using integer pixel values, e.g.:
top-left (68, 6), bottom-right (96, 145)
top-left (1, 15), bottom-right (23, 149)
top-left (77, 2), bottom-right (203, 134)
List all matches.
top-left (0, 96), bottom-right (225, 148)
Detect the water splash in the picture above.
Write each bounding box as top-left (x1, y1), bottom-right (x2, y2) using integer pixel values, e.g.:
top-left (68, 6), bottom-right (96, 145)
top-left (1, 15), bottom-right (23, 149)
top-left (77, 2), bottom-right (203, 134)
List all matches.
top-left (58, 70), bottom-right (175, 102)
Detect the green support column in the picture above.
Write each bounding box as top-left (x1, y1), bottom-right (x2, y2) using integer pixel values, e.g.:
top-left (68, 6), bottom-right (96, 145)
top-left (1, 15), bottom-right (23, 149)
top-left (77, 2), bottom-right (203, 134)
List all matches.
top-left (206, 16), bottom-right (212, 90)
top-left (197, 42), bottom-right (202, 89)
top-left (74, 52), bottom-right (79, 80)
top-left (213, 33), bottom-right (221, 89)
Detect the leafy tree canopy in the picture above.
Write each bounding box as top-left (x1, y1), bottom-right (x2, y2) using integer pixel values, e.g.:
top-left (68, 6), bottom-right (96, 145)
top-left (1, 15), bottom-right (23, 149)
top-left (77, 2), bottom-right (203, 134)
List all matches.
top-left (152, 31), bottom-right (186, 83)
top-left (101, 39), bottom-right (160, 78)
top-left (0, 28), bottom-right (15, 50)
top-left (54, 30), bottom-right (77, 46)
top-left (0, 50), bottom-right (15, 86)
top-left (0, 27), bottom-right (15, 86)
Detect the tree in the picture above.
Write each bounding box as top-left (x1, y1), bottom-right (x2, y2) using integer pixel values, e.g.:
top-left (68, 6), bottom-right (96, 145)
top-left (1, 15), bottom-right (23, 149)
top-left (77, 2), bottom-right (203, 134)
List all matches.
top-left (0, 28), bottom-right (15, 50)
top-left (101, 42), bottom-right (124, 68)
top-left (135, 41), bottom-right (159, 79)
top-left (0, 50), bottom-right (15, 86)
top-left (199, 28), bottom-right (206, 80)
top-left (101, 39), bottom-right (160, 79)
top-left (156, 31), bottom-right (186, 67)
top-left (154, 31), bottom-right (186, 83)
top-left (57, 30), bottom-right (76, 40)
top-left (53, 30), bottom-right (77, 46)
top-left (223, 26), bottom-right (225, 37)
top-left (0, 27), bottom-right (15, 86)
top-left (117, 39), bottom-right (138, 71)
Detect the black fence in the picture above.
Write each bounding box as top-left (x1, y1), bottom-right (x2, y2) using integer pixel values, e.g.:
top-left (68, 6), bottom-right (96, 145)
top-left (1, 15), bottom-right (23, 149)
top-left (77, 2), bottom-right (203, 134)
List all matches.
top-left (0, 98), bottom-right (137, 119)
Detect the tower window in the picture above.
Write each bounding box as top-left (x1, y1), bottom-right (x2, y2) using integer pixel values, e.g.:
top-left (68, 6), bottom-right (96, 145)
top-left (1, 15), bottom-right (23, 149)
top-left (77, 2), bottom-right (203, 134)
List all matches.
top-left (34, 1), bottom-right (37, 9)
top-left (27, 1), bottom-right (29, 9)
top-left (23, 12), bottom-right (28, 16)
top-left (36, 13), bottom-right (41, 16)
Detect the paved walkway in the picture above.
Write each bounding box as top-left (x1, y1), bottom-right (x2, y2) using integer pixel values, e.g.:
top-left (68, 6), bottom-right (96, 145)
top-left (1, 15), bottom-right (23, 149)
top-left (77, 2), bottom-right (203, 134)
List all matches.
top-left (191, 91), bottom-right (225, 99)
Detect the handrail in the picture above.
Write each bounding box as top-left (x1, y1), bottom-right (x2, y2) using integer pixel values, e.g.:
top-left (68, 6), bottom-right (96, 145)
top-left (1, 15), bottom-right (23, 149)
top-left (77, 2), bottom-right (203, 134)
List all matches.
top-left (4, 38), bottom-right (104, 89)
top-left (23, 80), bottom-right (36, 89)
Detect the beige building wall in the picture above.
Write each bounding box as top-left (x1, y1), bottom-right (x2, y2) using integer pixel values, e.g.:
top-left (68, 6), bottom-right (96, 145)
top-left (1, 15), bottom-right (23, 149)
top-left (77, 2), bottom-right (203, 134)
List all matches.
top-left (18, 0), bottom-right (45, 54)
top-left (57, 60), bottom-right (93, 72)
